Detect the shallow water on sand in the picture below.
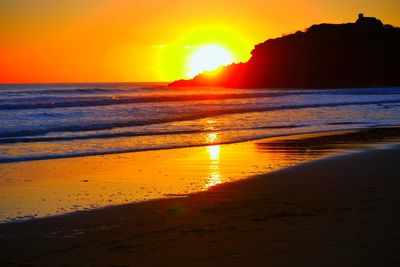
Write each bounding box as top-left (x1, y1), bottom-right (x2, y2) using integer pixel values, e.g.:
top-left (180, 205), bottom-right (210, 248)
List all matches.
top-left (1, 128), bottom-right (400, 223)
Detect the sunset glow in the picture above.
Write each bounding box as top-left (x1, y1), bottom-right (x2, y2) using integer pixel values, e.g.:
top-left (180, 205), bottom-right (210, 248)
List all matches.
top-left (187, 44), bottom-right (233, 78)
top-left (160, 27), bottom-right (251, 81)
top-left (2, 0), bottom-right (400, 265)
top-left (0, 1), bottom-right (399, 83)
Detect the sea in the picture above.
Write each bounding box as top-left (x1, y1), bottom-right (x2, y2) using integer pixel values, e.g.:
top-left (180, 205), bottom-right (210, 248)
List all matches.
top-left (1, 83), bottom-right (400, 163)
top-left (2, 83), bottom-right (400, 222)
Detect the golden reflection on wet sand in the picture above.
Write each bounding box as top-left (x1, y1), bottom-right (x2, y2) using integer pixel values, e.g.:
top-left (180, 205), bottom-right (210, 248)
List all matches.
top-left (204, 145), bottom-right (222, 188)
top-left (2, 129), bottom-right (395, 222)
top-left (204, 127), bottom-right (222, 188)
top-left (0, 136), bottom-right (301, 222)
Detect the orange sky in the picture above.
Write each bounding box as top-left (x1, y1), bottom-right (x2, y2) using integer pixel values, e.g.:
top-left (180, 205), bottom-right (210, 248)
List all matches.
top-left (1, 0), bottom-right (399, 83)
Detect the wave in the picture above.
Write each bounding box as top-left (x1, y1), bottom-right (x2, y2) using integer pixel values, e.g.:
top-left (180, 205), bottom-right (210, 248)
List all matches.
top-left (1, 99), bottom-right (400, 139)
top-left (0, 124), bottom-right (389, 164)
top-left (0, 92), bottom-right (301, 110)
top-left (2, 88), bottom-right (400, 110)
top-left (0, 87), bottom-right (127, 95)
top-left (0, 128), bottom-right (344, 164)
top-left (0, 144), bottom-right (209, 164)
top-left (0, 125), bottom-right (306, 144)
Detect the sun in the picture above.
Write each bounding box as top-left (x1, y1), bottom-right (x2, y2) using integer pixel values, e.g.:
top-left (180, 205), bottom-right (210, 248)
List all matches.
top-left (187, 44), bottom-right (234, 78)
top-left (160, 27), bottom-right (252, 81)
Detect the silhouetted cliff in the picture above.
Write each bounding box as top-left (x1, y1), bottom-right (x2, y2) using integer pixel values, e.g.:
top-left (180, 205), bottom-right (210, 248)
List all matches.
top-left (170, 15), bottom-right (400, 88)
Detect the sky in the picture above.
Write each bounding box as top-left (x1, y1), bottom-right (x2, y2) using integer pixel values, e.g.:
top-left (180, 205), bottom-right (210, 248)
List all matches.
top-left (0, 0), bottom-right (399, 83)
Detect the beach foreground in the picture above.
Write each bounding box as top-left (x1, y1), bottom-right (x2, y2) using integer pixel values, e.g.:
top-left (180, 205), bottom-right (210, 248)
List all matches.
top-left (1, 145), bottom-right (400, 266)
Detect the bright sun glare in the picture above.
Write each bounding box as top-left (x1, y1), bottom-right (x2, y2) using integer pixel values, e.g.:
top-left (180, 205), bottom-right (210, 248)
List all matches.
top-left (188, 44), bottom-right (234, 78)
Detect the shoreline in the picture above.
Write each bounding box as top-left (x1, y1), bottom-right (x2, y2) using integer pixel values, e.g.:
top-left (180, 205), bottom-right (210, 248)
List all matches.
top-left (2, 142), bottom-right (398, 227)
top-left (2, 125), bottom-right (400, 164)
top-left (1, 143), bottom-right (400, 265)
top-left (1, 127), bottom-right (400, 224)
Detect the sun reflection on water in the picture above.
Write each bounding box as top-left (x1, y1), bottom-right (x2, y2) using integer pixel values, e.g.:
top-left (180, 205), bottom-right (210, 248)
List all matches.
top-left (205, 133), bottom-right (219, 144)
top-left (206, 165), bottom-right (222, 188)
top-left (204, 119), bottom-right (219, 144)
top-left (1, 130), bottom-right (351, 222)
top-left (207, 145), bottom-right (220, 161)
top-left (204, 145), bottom-right (222, 189)
top-left (205, 119), bottom-right (216, 130)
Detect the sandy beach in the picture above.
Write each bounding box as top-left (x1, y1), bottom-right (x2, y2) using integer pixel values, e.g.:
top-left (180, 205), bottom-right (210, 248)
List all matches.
top-left (2, 2), bottom-right (400, 266)
top-left (1, 129), bottom-right (400, 266)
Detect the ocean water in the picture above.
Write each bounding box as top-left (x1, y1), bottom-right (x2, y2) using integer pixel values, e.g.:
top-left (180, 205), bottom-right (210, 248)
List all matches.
top-left (1, 83), bottom-right (400, 163)
top-left (2, 83), bottom-right (400, 223)
top-left (0, 83), bottom-right (400, 163)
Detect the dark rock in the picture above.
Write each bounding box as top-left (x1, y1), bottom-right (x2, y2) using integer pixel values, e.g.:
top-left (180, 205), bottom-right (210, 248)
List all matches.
top-left (170, 15), bottom-right (400, 89)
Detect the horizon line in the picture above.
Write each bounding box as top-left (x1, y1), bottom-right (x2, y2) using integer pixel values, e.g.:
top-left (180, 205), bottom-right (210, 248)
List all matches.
top-left (0, 81), bottom-right (171, 85)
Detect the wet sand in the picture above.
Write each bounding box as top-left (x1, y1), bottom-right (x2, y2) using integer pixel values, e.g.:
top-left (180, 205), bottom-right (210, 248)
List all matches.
top-left (0, 132), bottom-right (342, 223)
top-left (1, 129), bottom-right (400, 266)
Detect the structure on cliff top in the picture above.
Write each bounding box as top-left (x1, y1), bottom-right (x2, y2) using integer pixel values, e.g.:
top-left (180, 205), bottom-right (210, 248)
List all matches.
top-left (170, 15), bottom-right (400, 89)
